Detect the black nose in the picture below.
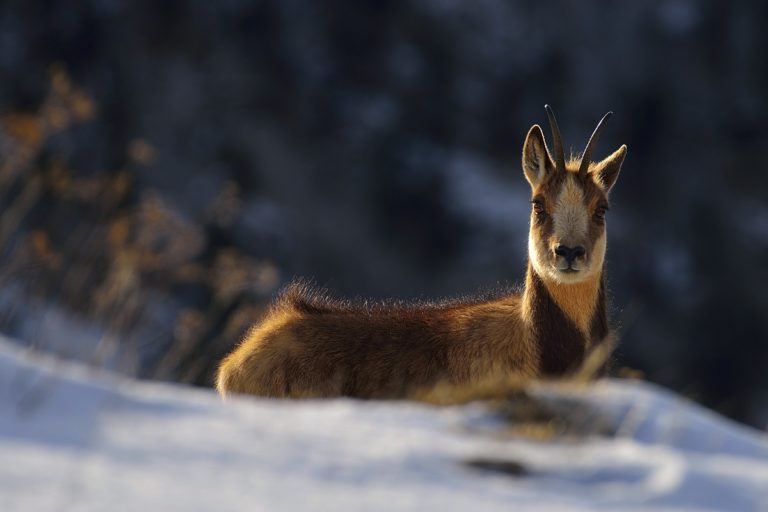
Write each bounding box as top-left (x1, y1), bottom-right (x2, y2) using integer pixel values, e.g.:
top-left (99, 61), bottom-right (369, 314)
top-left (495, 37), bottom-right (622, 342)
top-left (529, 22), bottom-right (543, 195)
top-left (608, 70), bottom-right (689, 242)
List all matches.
top-left (555, 245), bottom-right (586, 265)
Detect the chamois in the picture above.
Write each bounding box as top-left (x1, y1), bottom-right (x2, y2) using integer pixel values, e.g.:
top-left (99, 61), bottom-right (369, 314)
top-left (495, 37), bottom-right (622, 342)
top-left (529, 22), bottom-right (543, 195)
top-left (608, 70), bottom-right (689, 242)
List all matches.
top-left (216, 106), bottom-right (627, 399)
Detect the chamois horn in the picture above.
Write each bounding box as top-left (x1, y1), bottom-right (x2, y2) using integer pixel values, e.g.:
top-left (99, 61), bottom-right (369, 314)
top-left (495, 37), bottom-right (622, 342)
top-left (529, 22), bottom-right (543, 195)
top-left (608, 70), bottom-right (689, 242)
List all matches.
top-left (544, 105), bottom-right (566, 174)
top-left (578, 111), bottom-right (613, 179)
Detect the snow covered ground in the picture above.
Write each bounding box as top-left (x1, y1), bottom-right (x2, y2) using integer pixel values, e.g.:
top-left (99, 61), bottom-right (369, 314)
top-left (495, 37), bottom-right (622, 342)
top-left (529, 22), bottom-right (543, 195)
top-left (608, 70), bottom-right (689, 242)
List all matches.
top-left (1, 336), bottom-right (767, 511)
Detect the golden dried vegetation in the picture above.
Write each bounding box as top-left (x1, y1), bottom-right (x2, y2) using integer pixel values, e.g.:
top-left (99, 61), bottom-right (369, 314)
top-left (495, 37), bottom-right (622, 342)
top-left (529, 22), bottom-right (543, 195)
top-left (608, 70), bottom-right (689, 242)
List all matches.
top-left (0, 66), bottom-right (279, 384)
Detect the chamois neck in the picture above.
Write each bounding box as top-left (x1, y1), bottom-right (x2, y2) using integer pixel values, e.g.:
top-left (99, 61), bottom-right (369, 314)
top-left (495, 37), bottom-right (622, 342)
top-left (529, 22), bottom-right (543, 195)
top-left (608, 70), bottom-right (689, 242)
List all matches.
top-left (533, 268), bottom-right (602, 337)
top-left (522, 263), bottom-right (609, 375)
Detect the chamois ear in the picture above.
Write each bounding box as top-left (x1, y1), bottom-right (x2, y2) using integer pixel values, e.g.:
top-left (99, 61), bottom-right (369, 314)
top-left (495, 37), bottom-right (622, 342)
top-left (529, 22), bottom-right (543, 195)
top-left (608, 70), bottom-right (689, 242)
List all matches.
top-left (522, 125), bottom-right (555, 188)
top-left (591, 144), bottom-right (627, 193)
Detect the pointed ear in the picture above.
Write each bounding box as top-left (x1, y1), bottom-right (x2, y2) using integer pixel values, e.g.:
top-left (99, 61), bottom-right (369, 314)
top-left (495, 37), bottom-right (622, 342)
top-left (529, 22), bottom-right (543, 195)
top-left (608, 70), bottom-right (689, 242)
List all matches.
top-left (591, 144), bottom-right (627, 193)
top-left (522, 125), bottom-right (555, 188)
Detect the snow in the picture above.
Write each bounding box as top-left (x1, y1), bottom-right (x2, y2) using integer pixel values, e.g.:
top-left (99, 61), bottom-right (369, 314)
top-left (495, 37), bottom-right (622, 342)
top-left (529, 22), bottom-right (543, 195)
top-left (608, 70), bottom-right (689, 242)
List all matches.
top-left (1, 336), bottom-right (767, 511)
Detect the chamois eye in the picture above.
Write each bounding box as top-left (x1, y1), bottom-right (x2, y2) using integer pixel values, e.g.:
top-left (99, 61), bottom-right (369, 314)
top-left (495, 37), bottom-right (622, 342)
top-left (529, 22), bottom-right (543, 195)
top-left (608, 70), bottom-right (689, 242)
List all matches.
top-left (531, 201), bottom-right (548, 222)
top-left (593, 206), bottom-right (608, 224)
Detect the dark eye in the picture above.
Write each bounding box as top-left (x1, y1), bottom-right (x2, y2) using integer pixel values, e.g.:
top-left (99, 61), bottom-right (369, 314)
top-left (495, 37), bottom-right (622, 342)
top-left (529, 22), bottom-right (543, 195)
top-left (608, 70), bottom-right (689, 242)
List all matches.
top-left (532, 201), bottom-right (548, 222)
top-left (593, 206), bottom-right (608, 224)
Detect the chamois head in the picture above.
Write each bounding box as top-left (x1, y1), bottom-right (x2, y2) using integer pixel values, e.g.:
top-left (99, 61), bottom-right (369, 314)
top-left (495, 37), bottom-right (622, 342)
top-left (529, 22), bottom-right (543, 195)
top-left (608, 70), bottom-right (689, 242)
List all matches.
top-left (522, 106), bottom-right (627, 284)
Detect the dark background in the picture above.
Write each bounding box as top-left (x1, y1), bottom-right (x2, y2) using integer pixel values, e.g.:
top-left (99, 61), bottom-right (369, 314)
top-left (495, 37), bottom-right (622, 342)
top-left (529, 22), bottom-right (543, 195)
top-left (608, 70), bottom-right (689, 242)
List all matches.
top-left (1, 1), bottom-right (766, 427)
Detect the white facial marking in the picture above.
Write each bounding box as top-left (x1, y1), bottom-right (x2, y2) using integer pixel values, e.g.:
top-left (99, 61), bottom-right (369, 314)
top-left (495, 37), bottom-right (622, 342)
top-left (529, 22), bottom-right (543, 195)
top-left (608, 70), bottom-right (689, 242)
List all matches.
top-left (528, 233), bottom-right (550, 280)
top-left (587, 232), bottom-right (607, 279)
top-left (552, 175), bottom-right (588, 247)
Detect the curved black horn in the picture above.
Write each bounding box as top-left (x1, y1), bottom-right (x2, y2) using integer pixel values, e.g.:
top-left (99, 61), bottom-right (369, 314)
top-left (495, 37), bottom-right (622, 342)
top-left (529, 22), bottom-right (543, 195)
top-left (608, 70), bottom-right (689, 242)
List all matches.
top-left (544, 105), bottom-right (565, 174)
top-left (578, 111), bottom-right (613, 178)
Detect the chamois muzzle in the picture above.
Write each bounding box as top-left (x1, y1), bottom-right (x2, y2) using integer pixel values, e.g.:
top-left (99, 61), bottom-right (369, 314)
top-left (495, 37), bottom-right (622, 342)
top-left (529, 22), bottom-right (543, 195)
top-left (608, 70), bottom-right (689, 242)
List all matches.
top-left (554, 244), bottom-right (586, 270)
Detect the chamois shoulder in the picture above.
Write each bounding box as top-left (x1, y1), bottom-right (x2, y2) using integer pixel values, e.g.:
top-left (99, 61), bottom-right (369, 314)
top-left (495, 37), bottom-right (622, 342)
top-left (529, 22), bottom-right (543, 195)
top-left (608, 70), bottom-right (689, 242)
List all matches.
top-left (274, 279), bottom-right (520, 317)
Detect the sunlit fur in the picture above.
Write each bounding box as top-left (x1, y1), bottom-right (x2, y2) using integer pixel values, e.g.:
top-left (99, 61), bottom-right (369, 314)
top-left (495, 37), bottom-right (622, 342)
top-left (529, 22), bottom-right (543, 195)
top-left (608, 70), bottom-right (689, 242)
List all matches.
top-left (217, 119), bottom-right (627, 399)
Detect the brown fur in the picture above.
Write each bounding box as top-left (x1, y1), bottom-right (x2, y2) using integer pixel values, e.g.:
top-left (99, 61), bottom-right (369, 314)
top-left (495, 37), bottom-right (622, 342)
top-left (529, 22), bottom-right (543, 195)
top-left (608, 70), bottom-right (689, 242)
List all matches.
top-left (216, 115), bottom-right (627, 399)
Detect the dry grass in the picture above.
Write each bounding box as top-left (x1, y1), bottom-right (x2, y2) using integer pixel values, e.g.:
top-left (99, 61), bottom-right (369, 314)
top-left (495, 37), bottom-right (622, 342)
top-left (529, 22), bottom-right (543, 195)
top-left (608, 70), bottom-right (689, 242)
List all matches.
top-left (412, 338), bottom-right (621, 441)
top-left (0, 66), bottom-right (279, 385)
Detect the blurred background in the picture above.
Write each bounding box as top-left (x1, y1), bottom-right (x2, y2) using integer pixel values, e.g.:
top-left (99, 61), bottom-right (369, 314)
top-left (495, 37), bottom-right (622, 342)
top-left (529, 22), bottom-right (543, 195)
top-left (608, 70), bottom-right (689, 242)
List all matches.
top-left (0, 1), bottom-right (766, 427)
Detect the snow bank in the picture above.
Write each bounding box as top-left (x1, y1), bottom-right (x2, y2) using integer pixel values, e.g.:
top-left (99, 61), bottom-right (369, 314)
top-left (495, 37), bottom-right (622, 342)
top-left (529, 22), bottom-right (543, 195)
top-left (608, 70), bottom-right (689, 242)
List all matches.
top-left (1, 337), bottom-right (766, 511)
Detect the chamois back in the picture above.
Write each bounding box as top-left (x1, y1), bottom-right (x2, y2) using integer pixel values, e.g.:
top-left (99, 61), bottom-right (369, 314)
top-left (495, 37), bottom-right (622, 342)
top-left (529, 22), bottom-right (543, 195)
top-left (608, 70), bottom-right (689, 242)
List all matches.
top-left (275, 279), bottom-right (517, 317)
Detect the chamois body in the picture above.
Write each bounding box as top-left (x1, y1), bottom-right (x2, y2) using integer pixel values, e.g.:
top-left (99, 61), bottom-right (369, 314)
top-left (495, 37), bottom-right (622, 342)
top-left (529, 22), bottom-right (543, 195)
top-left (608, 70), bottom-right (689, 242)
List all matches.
top-left (217, 107), bottom-right (627, 399)
top-left (217, 284), bottom-right (531, 398)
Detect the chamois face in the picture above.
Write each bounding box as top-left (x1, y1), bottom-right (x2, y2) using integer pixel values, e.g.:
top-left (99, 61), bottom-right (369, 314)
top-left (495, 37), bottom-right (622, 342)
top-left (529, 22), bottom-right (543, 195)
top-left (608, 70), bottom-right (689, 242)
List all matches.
top-left (522, 125), bottom-right (626, 284)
